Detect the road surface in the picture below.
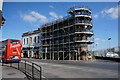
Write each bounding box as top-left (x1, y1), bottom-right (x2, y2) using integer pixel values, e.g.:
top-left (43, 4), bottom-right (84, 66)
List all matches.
top-left (23, 58), bottom-right (119, 79)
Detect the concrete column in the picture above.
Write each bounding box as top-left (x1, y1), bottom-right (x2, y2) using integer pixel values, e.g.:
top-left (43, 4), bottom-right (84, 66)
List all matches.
top-left (76, 52), bottom-right (77, 61)
top-left (58, 52), bottom-right (59, 60)
top-left (79, 55), bottom-right (80, 60)
top-left (50, 53), bottom-right (51, 60)
top-left (45, 53), bottom-right (47, 60)
top-left (63, 52), bottom-right (64, 60)
top-left (52, 53), bottom-right (54, 60)
top-left (31, 51), bottom-right (34, 58)
top-left (41, 53), bottom-right (43, 59)
top-left (39, 51), bottom-right (41, 58)
top-left (69, 52), bottom-right (71, 60)
top-left (28, 51), bottom-right (29, 58)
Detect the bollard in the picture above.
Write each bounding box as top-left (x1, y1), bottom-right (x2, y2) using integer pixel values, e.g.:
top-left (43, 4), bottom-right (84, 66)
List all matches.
top-left (32, 63), bottom-right (34, 79)
top-left (25, 60), bottom-right (26, 74)
top-left (40, 67), bottom-right (42, 80)
top-left (10, 63), bottom-right (12, 67)
top-left (17, 62), bottom-right (19, 70)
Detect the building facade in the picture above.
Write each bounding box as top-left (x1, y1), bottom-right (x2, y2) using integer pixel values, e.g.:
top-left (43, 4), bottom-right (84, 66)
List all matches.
top-left (40, 7), bottom-right (94, 60)
top-left (22, 28), bottom-right (42, 58)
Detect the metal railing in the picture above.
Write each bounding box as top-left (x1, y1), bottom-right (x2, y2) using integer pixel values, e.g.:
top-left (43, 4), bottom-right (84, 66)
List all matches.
top-left (2, 60), bottom-right (42, 80)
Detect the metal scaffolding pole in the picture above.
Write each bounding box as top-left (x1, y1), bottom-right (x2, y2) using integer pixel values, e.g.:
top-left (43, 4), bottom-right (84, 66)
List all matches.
top-left (62, 21), bottom-right (65, 60)
top-left (52, 52), bottom-right (54, 60)
top-left (68, 18), bottom-right (71, 60)
top-left (76, 52), bottom-right (77, 61)
top-left (50, 26), bottom-right (52, 60)
top-left (45, 47), bottom-right (47, 60)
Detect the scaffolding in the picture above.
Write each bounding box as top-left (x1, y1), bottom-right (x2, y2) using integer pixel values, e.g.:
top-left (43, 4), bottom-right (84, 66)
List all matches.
top-left (41, 7), bottom-right (94, 60)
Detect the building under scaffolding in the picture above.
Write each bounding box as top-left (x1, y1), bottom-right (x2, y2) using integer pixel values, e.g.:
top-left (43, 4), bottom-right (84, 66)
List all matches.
top-left (41, 6), bottom-right (94, 60)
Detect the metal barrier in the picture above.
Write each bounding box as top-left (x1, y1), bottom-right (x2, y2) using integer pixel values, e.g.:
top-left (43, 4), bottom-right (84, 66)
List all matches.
top-left (2, 60), bottom-right (42, 80)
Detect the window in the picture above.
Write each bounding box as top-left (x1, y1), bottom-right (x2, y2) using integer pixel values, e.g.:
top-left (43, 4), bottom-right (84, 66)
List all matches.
top-left (23, 38), bottom-right (25, 44)
top-left (38, 36), bottom-right (40, 43)
top-left (30, 37), bottom-right (32, 44)
top-left (10, 40), bottom-right (19, 44)
top-left (34, 36), bottom-right (36, 43)
top-left (27, 38), bottom-right (29, 44)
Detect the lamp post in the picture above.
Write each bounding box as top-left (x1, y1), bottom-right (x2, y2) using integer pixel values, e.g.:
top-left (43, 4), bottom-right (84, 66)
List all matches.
top-left (108, 37), bottom-right (111, 52)
top-left (95, 43), bottom-right (98, 56)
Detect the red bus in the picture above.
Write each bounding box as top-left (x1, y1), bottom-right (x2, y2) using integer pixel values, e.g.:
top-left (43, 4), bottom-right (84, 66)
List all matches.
top-left (0, 39), bottom-right (22, 62)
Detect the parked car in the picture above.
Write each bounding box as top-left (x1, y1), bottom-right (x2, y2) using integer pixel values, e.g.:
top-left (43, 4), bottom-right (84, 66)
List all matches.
top-left (106, 52), bottom-right (113, 57)
top-left (113, 53), bottom-right (119, 58)
top-left (106, 52), bottom-right (119, 58)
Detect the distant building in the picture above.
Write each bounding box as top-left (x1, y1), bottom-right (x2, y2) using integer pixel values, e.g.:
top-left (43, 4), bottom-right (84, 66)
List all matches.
top-left (22, 28), bottom-right (42, 58)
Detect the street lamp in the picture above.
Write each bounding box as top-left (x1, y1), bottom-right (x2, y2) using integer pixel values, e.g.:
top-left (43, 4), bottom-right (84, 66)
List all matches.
top-left (108, 37), bottom-right (111, 52)
top-left (95, 43), bottom-right (98, 56)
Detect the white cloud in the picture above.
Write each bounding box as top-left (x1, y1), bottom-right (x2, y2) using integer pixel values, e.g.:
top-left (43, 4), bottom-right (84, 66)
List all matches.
top-left (49, 5), bottom-right (54, 8)
top-left (95, 38), bottom-right (100, 41)
top-left (95, 42), bottom-right (99, 45)
top-left (93, 14), bottom-right (98, 19)
top-left (49, 17), bottom-right (56, 21)
top-left (102, 40), bottom-right (107, 42)
top-left (20, 14), bottom-right (37, 22)
top-left (59, 16), bottom-right (63, 18)
top-left (30, 11), bottom-right (47, 22)
top-left (20, 11), bottom-right (47, 23)
top-left (101, 5), bottom-right (119, 19)
top-left (49, 12), bottom-right (58, 18)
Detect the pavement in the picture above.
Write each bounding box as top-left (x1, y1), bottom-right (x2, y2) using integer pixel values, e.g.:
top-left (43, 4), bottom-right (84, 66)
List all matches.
top-left (0, 63), bottom-right (28, 80)
top-left (23, 58), bottom-right (119, 79)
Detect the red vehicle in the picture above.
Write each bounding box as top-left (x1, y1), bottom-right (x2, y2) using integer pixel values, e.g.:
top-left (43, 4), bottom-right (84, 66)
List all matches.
top-left (0, 39), bottom-right (22, 62)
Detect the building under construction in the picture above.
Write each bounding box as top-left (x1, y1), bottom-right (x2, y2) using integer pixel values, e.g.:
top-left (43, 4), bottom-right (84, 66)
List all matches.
top-left (41, 6), bottom-right (94, 60)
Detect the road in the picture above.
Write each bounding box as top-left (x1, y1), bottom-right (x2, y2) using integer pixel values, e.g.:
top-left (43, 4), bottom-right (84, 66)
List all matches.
top-left (23, 58), bottom-right (119, 79)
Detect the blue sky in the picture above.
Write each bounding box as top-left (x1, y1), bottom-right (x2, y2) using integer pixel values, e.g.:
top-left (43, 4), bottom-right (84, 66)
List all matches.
top-left (2, 2), bottom-right (119, 50)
